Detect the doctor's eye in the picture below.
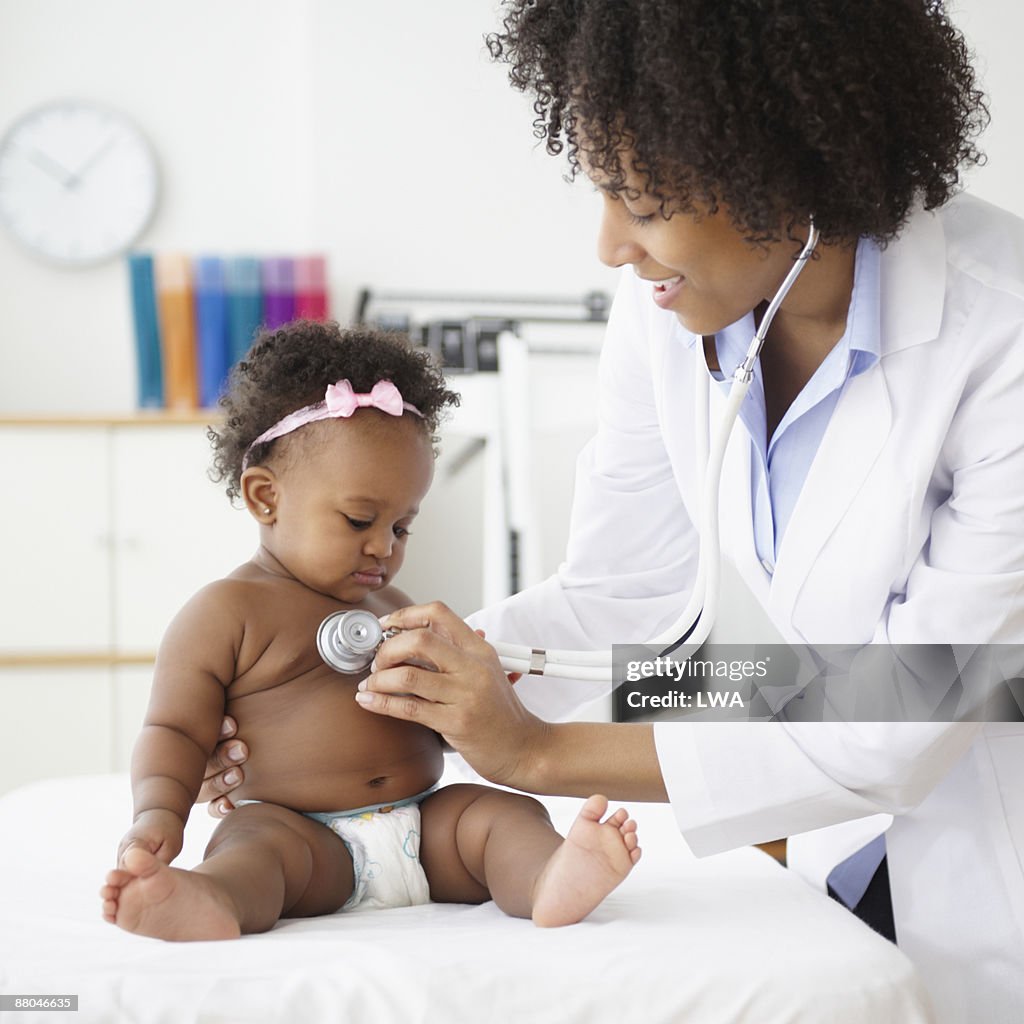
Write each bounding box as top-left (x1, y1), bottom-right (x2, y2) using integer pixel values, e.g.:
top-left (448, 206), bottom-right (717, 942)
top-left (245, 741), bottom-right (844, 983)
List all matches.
top-left (393, 525), bottom-right (412, 539)
top-left (627, 210), bottom-right (655, 227)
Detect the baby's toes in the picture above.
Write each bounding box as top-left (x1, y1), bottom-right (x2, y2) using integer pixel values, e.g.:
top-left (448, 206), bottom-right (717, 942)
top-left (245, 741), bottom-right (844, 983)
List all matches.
top-left (101, 893), bottom-right (120, 922)
top-left (605, 807), bottom-right (629, 828)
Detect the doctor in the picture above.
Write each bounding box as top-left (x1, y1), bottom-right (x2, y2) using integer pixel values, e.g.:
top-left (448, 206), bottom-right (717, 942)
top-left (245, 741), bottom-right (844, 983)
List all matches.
top-left (203, 2), bottom-right (1024, 1020)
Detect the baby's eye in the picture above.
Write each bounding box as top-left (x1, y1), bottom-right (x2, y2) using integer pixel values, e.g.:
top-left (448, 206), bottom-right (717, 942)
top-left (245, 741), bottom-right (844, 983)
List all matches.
top-left (344, 516), bottom-right (373, 531)
top-left (393, 525), bottom-right (411, 539)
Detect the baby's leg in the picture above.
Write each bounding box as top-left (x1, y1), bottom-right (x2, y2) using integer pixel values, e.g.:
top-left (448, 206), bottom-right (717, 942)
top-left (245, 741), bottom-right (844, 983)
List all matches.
top-left (100, 803), bottom-right (353, 940)
top-left (419, 785), bottom-right (640, 928)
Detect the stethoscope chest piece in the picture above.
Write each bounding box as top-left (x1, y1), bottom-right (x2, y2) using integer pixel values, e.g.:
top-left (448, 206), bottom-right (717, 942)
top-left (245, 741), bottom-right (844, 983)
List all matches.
top-left (317, 609), bottom-right (385, 673)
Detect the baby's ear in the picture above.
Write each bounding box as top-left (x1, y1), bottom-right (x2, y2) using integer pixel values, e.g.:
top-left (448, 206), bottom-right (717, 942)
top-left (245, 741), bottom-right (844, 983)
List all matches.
top-left (240, 466), bottom-right (279, 524)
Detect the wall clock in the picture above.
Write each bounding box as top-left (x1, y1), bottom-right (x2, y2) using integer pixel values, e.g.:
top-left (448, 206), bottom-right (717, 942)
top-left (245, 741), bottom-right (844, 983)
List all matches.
top-left (0, 100), bottom-right (159, 266)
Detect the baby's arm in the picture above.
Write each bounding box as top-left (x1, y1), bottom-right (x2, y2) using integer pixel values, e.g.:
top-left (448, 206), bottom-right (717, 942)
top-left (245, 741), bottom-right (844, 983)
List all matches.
top-left (119, 583), bottom-right (239, 865)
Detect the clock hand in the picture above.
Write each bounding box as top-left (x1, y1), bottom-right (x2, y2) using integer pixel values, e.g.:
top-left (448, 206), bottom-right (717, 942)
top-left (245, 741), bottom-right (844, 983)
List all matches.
top-left (28, 149), bottom-right (76, 189)
top-left (67, 134), bottom-right (118, 189)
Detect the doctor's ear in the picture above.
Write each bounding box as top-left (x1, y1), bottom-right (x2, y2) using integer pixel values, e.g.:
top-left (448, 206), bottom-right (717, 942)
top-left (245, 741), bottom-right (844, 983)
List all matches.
top-left (240, 467), bottom-right (279, 524)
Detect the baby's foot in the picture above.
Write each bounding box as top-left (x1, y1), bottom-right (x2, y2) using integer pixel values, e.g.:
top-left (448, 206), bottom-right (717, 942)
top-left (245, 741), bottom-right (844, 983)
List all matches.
top-left (531, 794), bottom-right (641, 927)
top-left (100, 847), bottom-right (241, 941)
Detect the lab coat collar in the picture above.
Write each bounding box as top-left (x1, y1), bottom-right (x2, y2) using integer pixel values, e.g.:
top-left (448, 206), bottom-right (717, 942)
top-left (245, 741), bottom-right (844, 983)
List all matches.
top-left (878, 205), bottom-right (947, 356)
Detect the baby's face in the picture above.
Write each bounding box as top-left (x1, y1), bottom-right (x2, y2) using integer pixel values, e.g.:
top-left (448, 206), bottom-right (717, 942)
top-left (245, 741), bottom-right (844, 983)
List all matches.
top-left (265, 414), bottom-right (434, 602)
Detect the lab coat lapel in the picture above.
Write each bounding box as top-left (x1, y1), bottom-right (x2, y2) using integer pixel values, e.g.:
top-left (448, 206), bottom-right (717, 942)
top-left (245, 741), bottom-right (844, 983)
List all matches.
top-left (768, 367), bottom-right (893, 635)
top-left (768, 207), bottom-right (947, 638)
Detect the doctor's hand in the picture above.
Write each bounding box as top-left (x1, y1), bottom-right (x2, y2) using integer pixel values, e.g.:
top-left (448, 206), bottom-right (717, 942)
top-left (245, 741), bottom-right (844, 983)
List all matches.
top-left (198, 716), bottom-right (248, 817)
top-left (356, 601), bottom-right (549, 789)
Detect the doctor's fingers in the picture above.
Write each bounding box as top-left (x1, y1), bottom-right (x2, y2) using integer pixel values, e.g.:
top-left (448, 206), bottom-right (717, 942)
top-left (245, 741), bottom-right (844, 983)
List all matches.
top-left (354, 667), bottom-right (503, 744)
top-left (359, 634), bottom-right (510, 710)
top-left (380, 601), bottom-right (484, 648)
top-left (373, 620), bottom-right (493, 676)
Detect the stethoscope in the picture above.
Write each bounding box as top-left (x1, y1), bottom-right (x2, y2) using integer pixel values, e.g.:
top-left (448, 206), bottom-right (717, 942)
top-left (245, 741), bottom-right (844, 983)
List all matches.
top-left (318, 223), bottom-right (820, 684)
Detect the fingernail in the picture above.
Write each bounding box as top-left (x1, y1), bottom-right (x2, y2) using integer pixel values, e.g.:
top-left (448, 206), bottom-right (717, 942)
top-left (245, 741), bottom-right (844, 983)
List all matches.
top-left (218, 801), bottom-right (230, 815)
top-left (369, 658), bottom-right (378, 673)
top-left (224, 769), bottom-right (240, 785)
top-left (357, 678), bottom-right (367, 691)
top-left (219, 719), bottom-right (233, 737)
top-left (228, 744), bottom-right (246, 762)
top-left (355, 692), bottom-right (373, 705)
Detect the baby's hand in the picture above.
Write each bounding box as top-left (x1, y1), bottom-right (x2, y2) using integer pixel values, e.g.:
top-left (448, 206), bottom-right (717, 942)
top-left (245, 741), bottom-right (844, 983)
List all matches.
top-left (117, 809), bottom-right (184, 867)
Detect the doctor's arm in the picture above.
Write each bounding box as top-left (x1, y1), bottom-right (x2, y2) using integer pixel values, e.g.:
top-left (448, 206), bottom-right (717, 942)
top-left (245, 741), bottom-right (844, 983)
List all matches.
top-left (355, 601), bottom-right (669, 801)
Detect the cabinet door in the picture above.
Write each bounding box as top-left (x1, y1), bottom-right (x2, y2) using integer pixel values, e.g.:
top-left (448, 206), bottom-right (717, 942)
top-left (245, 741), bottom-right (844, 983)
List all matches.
top-left (111, 425), bottom-right (256, 650)
top-left (0, 667), bottom-right (113, 796)
top-left (0, 426), bottom-right (112, 651)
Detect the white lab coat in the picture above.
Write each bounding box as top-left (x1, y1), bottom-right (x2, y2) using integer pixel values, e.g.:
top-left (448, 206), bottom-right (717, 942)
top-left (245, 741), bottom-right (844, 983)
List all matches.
top-left (471, 194), bottom-right (1024, 1023)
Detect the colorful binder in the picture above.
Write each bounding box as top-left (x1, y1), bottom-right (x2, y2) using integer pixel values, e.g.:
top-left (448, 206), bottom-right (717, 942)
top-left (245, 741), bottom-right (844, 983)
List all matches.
top-left (126, 252), bottom-right (164, 408)
top-left (195, 256), bottom-right (231, 407)
top-left (154, 253), bottom-right (198, 410)
top-left (226, 257), bottom-right (263, 365)
top-left (261, 258), bottom-right (296, 330)
top-left (295, 255), bottom-right (329, 320)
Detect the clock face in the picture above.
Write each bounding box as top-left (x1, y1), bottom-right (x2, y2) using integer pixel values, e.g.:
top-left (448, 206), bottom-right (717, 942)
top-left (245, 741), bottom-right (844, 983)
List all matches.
top-left (0, 100), bottom-right (159, 266)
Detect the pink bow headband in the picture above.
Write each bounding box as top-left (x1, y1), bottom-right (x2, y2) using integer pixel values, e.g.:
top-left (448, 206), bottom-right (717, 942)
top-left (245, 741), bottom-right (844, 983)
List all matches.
top-left (242, 379), bottom-right (423, 469)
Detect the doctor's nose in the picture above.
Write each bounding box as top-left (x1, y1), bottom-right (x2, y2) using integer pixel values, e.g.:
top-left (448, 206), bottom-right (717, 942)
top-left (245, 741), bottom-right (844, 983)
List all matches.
top-left (596, 201), bottom-right (647, 269)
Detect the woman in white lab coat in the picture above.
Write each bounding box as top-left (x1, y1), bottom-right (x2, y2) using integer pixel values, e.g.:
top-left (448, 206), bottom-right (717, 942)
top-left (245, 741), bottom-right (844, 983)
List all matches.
top-left (205, 3), bottom-right (1023, 1020)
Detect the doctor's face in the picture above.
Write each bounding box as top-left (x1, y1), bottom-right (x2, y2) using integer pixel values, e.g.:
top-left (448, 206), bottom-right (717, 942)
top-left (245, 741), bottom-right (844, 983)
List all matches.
top-left (589, 159), bottom-right (808, 336)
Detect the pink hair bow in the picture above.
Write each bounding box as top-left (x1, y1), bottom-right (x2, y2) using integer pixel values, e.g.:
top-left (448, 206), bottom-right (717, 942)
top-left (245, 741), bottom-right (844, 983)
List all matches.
top-left (241, 378), bottom-right (423, 469)
top-left (325, 379), bottom-right (407, 417)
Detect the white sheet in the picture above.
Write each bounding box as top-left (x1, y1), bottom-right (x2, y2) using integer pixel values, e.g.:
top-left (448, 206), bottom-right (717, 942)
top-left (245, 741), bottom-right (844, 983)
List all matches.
top-left (0, 772), bottom-right (934, 1024)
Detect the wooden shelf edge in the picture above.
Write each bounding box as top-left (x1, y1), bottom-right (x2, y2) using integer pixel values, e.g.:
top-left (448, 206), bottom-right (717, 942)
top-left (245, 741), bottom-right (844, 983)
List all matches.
top-left (0, 412), bottom-right (222, 427)
top-left (0, 652), bottom-right (156, 668)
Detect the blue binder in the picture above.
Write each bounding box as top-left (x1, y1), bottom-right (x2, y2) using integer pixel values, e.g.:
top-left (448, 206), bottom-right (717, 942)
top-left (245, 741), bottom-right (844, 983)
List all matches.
top-left (195, 257), bottom-right (231, 408)
top-left (126, 253), bottom-right (164, 408)
top-left (226, 257), bottom-right (264, 366)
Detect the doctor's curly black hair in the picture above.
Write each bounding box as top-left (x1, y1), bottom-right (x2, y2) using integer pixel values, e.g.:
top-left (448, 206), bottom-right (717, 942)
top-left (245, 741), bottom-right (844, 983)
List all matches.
top-left (487, 0), bottom-right (988, 245)
top-left (208, 321), bottom-right (459, 502)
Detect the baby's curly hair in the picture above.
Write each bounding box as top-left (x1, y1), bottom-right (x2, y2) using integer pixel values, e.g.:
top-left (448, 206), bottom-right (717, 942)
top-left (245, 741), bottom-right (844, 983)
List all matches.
top-left (487, 0), bottom-right (989, 245)
top-left (209, 321), bottom-right (459, 501)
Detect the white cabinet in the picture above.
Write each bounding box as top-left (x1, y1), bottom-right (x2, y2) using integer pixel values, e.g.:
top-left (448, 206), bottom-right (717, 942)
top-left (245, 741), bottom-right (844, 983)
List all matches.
top-left (0, 416), bottom-right (255, 796)
top-left (2, 426), bottom-right (113, 650)
top-left (110, 426), bottom-right (255, 649)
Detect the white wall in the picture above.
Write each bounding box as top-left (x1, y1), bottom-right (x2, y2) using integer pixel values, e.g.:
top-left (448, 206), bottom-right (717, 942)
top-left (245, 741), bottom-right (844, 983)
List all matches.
top-left (0, 0), bottom-right (614, 413)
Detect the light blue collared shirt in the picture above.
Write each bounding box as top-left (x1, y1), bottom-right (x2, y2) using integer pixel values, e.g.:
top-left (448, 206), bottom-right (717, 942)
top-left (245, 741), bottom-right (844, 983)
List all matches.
top-left (694, 237), bottom-right (885, 906)
top-left (701, 237), bottom-right (881, 571)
